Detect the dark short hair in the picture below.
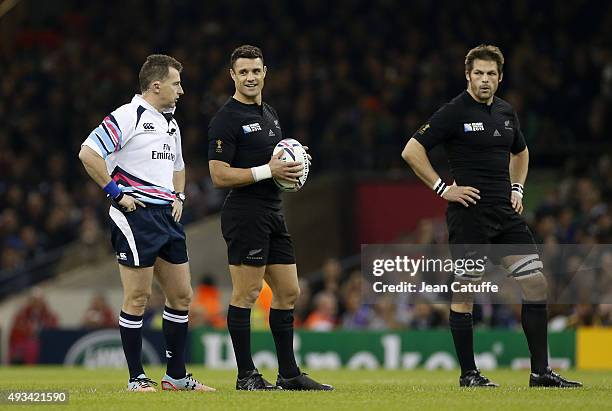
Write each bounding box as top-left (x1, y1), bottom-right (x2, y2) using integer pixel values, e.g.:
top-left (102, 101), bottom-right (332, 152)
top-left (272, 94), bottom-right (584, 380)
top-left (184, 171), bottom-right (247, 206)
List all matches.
top-left (230, 45), bottom-right (264, 69)
top-left (139, 54), bottom-right (183, 93)
top-left (465, 44), bottom-right (504, 75)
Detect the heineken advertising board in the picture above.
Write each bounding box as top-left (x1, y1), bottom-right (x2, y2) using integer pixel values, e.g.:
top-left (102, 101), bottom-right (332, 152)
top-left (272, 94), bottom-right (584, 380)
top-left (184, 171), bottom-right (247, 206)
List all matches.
top-left (36, 329), bottom-right (575, 369)
top-left (190, 330), bottom-right (575, 370)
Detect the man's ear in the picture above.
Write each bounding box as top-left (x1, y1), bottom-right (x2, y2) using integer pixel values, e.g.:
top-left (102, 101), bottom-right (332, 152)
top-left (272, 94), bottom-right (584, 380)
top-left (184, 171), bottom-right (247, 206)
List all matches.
top-left (262, 66), bottom-right (267, 79)
top-left (151, 80), bottom-right (161, 94)
top-left (230, 68), bottom-right (236, 81)
top-left (499, 72), bottom-right (503, 83)
top-left (465, 70), bottom-right (470, 82)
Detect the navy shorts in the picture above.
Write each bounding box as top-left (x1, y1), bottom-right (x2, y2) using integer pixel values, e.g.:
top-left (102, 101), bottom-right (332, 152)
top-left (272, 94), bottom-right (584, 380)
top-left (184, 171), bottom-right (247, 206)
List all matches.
top-left (446, 202), bottom-right (538, 263)
top-left (109, 205), bottom-right (188, 267)
top-left (221, 208), bottom-right (296, 266)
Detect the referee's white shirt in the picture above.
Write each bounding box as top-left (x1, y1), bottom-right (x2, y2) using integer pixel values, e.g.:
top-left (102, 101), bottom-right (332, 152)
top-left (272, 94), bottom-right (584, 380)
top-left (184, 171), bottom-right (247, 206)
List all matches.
top-left (82, 95), bottom-right (184, 205)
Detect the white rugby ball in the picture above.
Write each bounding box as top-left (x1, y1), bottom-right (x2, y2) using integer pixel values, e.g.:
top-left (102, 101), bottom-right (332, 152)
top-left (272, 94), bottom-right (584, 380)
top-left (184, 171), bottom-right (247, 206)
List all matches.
top-left (272, 138), bottom-right (309, 192)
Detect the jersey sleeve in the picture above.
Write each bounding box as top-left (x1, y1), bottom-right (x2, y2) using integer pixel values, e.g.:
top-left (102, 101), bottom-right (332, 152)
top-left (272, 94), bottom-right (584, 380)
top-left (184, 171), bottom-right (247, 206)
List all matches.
top-left (510, 111), bottom-right (527, 154)
top-left (411, 104), bottom-right (456, 151)
top-left (82, 108), bottom-right (133, 159)
top-left (208, 112), bottom-right (237, 164)
top-left (173, 125), bottom-right (185, 171)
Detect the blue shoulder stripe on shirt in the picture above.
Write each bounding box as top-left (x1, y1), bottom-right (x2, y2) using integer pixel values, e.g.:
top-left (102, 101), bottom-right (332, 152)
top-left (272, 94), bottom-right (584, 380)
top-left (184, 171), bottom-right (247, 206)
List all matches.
top-left (96, 125), bottom-right (117, 150)
top-left (90, 131), bottom-right (112, 155)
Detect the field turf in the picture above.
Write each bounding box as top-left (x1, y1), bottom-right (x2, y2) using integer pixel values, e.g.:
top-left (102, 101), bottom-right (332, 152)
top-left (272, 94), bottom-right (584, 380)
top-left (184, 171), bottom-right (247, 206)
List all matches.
top-left (1, 367), bottom-right (610, 410)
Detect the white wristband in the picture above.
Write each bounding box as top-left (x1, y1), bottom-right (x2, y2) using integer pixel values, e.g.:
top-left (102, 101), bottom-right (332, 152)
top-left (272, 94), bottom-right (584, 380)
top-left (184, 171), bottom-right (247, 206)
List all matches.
top-left (512, 183), bottom-right (524, 199)
top-left (433, 178), bottom-right (449, 197)
top-left (251, 164), bottom-right (272, 182)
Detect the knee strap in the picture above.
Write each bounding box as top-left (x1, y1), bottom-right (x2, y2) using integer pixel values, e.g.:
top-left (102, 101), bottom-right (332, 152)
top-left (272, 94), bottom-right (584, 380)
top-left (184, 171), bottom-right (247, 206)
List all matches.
top-left (507, 254), bottom-right (543, 278)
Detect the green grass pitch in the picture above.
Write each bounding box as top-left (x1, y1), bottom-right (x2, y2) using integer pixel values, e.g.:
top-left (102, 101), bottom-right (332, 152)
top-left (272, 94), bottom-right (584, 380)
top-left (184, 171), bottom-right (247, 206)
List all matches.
top-left (1, 367), bottom-right (611, 410)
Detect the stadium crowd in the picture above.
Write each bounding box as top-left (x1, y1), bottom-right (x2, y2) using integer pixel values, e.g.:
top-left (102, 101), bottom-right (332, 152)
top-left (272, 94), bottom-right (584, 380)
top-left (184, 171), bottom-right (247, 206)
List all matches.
top-left (2, 1), bottom-right (612, 273)
top-left (2, 0), bottom-right (612, 342)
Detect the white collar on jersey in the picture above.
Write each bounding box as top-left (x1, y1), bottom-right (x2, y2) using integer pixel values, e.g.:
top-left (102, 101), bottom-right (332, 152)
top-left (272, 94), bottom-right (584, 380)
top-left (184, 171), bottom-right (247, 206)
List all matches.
top-left (132, 94), bottom-right (176, 117)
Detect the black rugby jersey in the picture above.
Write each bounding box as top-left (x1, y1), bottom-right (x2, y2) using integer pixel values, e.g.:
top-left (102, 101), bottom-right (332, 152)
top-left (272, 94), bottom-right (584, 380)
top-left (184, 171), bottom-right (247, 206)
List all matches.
top-left (208, 98), bottom-right (284, 210)
top-left (412, 91), bottom-right (527, 205)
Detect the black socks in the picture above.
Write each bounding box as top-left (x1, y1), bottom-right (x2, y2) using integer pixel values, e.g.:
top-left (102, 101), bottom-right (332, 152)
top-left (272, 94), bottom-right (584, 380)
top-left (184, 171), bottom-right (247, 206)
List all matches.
top-left (119, 311), bottom-right (144, 378)
top-left (521, 301), bottom-right (549, 374)
top-left (270, 308), bottom-right (300, 378)
top-left (162, 306), bottom-right (189, 379)
top-left (449, 310), bottom-right (477, 375)
top-left (227, 305), bottom-right (256, 377)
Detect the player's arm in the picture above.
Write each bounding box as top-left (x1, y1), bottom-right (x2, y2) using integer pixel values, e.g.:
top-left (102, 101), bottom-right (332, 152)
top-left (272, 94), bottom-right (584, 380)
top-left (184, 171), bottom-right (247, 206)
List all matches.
top-left (207, 113), bottom-right (301, 189)
top-left (509, 147), bottom-right (528, 214)
top-left (402, 107), bottom-right (480, 207)
top-left (509, 113), bottom-right (529, 214)
top-left (402, 139), bottom-right (479, 207)
top-left (78, 145), bottom-right (145, 210)
top-left (509, 147), bottom-right (528, 185)
top-left (208, 152), bottom-right (302, 189)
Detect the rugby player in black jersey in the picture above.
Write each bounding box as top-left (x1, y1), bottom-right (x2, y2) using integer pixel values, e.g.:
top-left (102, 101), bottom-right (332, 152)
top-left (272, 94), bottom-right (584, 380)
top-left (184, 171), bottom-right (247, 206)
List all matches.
top-left (402, 45), bottom-right (581, 388)
top-left (208, 45), bottom-right (333, 391)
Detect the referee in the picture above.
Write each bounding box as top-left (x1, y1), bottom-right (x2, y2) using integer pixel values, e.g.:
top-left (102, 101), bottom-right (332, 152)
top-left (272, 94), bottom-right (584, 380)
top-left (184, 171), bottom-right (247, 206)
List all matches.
top-left (79, 55), bottom-right (214, 392)
top-left (402, 45), bottom-right (582, 388)
top-left (208, 45), bottom-right (333, 391)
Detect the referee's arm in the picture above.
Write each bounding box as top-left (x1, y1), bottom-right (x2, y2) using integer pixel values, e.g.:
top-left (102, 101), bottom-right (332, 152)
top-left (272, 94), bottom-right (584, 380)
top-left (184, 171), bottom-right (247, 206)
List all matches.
top-left (79, 145), bottom-right (113, 187)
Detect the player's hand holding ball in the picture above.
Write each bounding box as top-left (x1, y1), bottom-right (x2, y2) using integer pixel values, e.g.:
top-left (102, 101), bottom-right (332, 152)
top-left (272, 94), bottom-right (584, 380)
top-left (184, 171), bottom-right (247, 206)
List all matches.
top-left (269, 138), bottom-right (310, 192)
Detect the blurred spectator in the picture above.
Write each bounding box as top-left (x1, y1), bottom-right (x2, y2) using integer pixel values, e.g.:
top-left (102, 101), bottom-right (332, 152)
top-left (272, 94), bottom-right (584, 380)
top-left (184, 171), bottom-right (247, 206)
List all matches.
top-left (9, 288), bottom-right (58, 364)
top-left (191, 275), bottom-right (225, 329)
top-left (293, 278), bottom-right (312, 326)
top-left (304, 292), bottom-right (337, 331)
top-left (408, 303), bottom-right (445, 330)
top-left (81, 292), bottom-right (115, 329)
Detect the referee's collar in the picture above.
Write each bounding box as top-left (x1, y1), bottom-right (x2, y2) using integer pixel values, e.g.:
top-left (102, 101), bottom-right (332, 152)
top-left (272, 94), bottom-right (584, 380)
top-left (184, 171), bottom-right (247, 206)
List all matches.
top-left (132, 94), bottom-right (176, 116)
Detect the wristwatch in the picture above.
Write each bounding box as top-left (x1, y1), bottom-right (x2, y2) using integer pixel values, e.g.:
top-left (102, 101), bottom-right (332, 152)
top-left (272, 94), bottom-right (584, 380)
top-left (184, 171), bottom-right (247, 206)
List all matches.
top-left (176, 192), bottom-right (186, 203)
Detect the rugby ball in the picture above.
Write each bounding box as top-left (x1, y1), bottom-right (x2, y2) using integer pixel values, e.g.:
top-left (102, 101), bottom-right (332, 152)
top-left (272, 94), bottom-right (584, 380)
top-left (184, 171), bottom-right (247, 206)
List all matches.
top-left (272, 138), bottom-right (309, 192)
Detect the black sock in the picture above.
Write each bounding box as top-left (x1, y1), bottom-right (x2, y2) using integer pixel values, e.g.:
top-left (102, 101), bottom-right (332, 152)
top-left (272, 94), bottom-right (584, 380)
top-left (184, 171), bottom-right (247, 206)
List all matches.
top-left (449, 310), bottom-right (477, 375)
top-left (162, 306), bottom-right (189, 379)
top-left (521, 301), bottom-right (549, 374)
top-left (227, 305), bottom-right (255, 377)
top-left (270, 308), bottom-right (300, 378)
top-left (119, 311), bottom-right (145, 379)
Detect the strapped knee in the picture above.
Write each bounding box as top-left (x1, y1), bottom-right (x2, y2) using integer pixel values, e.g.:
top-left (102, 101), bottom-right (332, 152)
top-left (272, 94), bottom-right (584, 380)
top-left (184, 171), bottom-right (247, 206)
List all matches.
top-left (506, 254), bottom-right (543, 278)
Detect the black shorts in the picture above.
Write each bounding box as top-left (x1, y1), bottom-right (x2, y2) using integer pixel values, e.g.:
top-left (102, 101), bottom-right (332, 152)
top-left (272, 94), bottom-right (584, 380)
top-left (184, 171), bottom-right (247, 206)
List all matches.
top-left (109, 205), bottom-right (188, 268)
top-left (221, 208), bottom-right (296, 266)
top-left (446, 203), bottom-right (538, 263)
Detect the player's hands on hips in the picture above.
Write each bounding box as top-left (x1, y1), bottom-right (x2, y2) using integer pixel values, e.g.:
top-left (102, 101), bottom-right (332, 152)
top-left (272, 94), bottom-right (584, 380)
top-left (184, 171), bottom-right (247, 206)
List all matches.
top-left (511, 191), bottom-right (524, 214)
top-left (172, 198), bottom-right (183, 222)
top-left (442, 183), bottom-right (480, 207)
top-left (269, 149), bottom-right (303, 183)
top-left (118, 194), bottom-right (146, 212)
